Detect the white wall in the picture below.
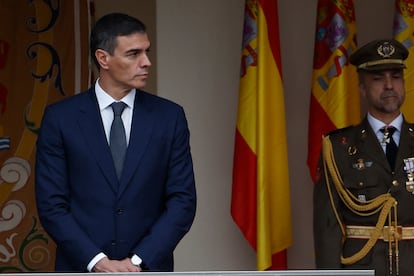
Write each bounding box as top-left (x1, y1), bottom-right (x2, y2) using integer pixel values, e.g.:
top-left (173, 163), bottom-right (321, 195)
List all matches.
top-left (96, 0), bottom-right (396, 271)
top-left (156, 0), bottom-right (255, 270)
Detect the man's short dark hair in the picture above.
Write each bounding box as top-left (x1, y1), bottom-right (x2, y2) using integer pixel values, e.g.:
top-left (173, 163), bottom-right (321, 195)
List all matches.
top-left (90, 13), bottom-right (147, 68)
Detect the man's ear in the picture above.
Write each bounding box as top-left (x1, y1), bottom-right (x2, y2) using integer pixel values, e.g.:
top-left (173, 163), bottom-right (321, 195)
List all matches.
top-left (95, 49), bottom-right (109, 69)
top-left (358, 82), bottom-right (366, 98)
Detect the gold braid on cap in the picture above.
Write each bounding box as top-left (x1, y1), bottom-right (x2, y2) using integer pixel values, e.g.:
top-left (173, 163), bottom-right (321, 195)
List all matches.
top-left (321, 136), bottom-right (398, 266)
top-left (357, 59), bottom-right (405, 70)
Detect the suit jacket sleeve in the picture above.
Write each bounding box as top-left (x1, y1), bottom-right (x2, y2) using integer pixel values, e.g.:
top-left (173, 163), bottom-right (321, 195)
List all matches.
top-left (35, 105), bottom-right (102, 269)
top-left (132, 105), bottom-right (197, 269)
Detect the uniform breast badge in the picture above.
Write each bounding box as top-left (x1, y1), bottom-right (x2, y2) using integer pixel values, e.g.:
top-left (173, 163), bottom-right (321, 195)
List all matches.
top-left (352, 158), bottom-right (373, 170)
top-left (403, 158), bottom-right (414, 193)
top-left (348, 145), bottom-right (357, 155)
top-left (409, 127), bottom-right (414, 137)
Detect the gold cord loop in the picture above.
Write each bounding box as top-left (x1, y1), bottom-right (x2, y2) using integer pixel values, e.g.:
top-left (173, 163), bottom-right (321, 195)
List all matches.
top-left (322, 136), bottom-right (398, 271)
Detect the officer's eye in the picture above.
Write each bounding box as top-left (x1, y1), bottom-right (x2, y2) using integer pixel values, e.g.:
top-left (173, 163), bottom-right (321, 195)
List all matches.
top-left (372, 75), bottom-right (383, 80)
top-left (392, 73), bottom-right (403, 79)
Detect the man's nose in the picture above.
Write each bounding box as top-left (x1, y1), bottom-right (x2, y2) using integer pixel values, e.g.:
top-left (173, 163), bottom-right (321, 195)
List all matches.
top-left (384, 75), bottom-right (393, 89)
top-left (141, 54), bottom-right (151, 67)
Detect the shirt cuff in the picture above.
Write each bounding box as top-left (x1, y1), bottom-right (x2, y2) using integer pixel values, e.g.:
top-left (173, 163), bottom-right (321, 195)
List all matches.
top-left (87, 252), bottom-right (107, 272)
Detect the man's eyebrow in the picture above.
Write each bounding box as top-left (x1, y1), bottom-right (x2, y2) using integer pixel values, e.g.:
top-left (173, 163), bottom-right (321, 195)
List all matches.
top-left (125, 46), bottom-right (150, 54)
top-left (125, 48), bottom-right (142, 54)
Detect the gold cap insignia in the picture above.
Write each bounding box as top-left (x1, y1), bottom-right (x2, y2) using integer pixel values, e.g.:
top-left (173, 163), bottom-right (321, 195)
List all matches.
top-left (377, 42), bottom-right (395, 58)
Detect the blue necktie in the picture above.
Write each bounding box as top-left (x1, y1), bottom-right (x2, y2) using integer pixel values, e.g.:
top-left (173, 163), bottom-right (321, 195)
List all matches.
top-left (380, 126), bottom-right (398, 169)
top-left (110, 102), bottom-right (127, 179)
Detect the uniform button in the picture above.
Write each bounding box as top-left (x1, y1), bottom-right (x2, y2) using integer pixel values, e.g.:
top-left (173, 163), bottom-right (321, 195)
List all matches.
top-left (116, 208), bottom-right (124, 215)
top-left (358, 182), bottom-right (364, 187)
top-left (111, 240), bottom-right (116, 246)
top-left (392, 180), bottom-right (399, 186)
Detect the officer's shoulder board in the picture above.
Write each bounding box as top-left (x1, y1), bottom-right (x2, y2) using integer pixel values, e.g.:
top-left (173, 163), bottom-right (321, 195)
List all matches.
top-left (327, 125), bottom-right (354, 137)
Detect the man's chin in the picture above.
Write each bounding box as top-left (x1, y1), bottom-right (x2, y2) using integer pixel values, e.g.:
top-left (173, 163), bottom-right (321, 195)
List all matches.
top-left (382, 104), bottom-right (402, 114)
top-left (132, 80), bottom-right (147, 89)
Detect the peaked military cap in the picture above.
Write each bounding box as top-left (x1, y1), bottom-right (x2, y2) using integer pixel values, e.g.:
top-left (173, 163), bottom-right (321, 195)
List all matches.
top-left (350, 39), bottom-right (408, 71)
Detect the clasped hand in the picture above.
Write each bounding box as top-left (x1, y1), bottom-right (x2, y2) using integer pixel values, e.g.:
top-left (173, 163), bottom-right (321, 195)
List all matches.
top-left (93, 257), bottom-right (142, 272)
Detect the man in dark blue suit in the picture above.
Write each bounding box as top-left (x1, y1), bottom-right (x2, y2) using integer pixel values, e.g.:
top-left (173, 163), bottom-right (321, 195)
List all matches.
top-left (35, 13), bottom-right (196, 272)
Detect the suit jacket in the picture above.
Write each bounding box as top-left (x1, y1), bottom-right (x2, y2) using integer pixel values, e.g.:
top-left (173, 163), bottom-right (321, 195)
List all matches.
top-left (35, 87), bottom-right (197, 272)
top-left (313, 117), bottom-right (414, 275)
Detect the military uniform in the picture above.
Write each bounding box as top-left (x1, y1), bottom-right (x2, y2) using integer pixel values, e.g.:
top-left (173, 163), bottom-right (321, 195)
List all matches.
top-left (314, 118), bottom-right (414, 275)
top-left (313, 39), bottom-right (414, 276)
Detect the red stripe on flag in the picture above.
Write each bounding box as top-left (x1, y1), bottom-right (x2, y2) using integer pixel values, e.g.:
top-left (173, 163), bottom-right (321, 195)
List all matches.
top-left (259, 0), bottom-right (282, 75)
top-left (268, 251), bottom-right (287, 270)
top-left (307, 93), bottom-right (336, 182)
top-left (231, 129), bottom-right (257, 249)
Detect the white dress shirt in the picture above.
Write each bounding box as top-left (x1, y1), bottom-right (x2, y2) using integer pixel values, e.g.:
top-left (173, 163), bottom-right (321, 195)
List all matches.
top-left (367, 112), bottom-right (402, 153)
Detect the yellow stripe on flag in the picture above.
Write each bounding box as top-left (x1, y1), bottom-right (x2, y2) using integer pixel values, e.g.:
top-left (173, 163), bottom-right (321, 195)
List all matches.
top-left (256, 4), bottom-right (291, 270)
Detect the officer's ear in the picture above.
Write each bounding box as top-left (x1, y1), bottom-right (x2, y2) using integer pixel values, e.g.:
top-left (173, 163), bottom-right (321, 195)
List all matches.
top-left (358, 83), bottom-right (366, 98)
top-left (357, 72), bottom-right (367, 98)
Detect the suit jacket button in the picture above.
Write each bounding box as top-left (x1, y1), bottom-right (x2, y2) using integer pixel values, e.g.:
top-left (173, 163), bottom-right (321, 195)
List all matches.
top-left (111, 240), bottom-right (116, 246)
top-left (116, 208), bottom-right (124, 215)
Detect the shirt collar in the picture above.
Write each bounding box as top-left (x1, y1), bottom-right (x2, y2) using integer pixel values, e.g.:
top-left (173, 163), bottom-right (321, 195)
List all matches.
top-left (367, 112), bottom-right (403, 133)
top-left (94, 79), bottom-right (136, 111)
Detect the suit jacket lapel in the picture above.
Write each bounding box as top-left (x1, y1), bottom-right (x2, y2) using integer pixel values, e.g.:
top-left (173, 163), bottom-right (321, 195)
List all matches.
top-left (118, 90), bottom-right (154, 196)
top-left (357, 118), bottom-right (390, 171)
top-left (77, 88), bottom-right (119, 192)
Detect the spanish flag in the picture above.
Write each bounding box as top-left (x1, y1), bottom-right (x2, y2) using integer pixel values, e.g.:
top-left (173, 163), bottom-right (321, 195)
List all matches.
top-left (307, 0), bottom-right (360, 183)
top-left (394, 0), bottom-right (414, 122)
top-left (231, 0), bottom-right (292, 270)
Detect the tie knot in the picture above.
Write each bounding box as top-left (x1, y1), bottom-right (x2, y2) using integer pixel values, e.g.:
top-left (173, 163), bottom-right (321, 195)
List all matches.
top-left (111, 102), bottom-right (126, 117)
top-left (380, 126), bottom-right (396, 136)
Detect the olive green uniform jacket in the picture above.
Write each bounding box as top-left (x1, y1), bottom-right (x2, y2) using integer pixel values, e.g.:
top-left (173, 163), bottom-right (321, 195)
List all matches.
top-left (314, 117), bottom-right (414, 276)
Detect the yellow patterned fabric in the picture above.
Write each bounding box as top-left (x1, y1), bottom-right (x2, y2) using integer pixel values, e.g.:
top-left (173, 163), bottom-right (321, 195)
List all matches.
top-left (0, 1), bottom-right (91, 272)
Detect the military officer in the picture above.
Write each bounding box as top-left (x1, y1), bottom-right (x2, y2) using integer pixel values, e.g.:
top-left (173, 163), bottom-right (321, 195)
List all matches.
top-left (313, 38), bottom-right (414, 276)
